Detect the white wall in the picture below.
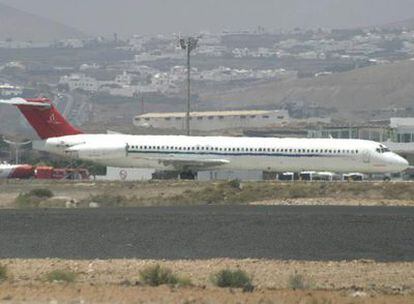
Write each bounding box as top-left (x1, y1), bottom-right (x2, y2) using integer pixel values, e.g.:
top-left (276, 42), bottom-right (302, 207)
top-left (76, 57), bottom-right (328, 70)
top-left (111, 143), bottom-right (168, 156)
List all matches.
top-left (97, 167), bottom-right (155, 181)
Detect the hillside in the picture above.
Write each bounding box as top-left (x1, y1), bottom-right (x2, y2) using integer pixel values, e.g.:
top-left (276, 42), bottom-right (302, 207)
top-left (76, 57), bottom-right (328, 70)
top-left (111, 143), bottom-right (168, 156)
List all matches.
top-left (201, 60), bottom-right (414, 119)
top-left (0, 3), bottom-right (85, 42)
top-left (381, 17), bottom-right (414, 30)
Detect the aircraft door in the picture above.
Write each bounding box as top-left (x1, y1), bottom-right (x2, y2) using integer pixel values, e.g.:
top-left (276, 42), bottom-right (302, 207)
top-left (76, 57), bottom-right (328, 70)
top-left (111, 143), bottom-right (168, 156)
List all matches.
top-left (362, 150), bottom-right (371, 164)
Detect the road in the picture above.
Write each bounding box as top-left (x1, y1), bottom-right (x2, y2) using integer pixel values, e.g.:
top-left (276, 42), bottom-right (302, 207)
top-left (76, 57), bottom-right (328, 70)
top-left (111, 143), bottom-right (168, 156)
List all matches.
top-left (0, 205), bottom-right (413, 261)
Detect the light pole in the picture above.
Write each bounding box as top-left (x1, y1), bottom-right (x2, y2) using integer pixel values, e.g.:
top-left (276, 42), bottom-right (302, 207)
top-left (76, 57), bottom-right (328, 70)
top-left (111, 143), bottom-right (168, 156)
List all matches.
top-left (3, 139), bottom-right (31, 164)
top-left (179, 36), bottom-right (199, 136)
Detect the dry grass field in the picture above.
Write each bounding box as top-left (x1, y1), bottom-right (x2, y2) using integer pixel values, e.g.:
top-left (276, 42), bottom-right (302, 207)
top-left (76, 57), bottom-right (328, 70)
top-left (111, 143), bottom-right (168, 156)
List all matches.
top-left (0, 259), bottom-right (413, 303)
top-left (0, 179), bottom-right (413, 209)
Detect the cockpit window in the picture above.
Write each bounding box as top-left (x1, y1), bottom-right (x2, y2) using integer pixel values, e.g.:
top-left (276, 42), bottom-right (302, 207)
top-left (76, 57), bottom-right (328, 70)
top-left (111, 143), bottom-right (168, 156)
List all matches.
top-left (376, 145), bottom-right (391, 153)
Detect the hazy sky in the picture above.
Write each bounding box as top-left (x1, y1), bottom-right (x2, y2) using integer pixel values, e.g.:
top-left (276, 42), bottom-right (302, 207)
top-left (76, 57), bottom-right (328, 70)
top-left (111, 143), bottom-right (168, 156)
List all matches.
top-left (2, 0), bottom-right (414, 36)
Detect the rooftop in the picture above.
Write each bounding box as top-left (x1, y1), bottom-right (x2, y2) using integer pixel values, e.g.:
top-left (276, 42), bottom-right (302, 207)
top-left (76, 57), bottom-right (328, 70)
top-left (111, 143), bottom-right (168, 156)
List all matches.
top-left (137, 110), bottom-right (287, 119)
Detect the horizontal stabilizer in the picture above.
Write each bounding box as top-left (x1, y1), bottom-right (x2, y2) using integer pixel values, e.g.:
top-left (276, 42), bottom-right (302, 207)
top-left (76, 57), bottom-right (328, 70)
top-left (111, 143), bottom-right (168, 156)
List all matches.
top-left (0, 98), bottom-right (51, 108)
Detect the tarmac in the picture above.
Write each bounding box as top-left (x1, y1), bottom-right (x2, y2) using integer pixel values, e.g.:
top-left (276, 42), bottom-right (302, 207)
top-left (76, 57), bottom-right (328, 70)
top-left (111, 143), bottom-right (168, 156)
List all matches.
top-left (0, 205), bottom-right (413, 261)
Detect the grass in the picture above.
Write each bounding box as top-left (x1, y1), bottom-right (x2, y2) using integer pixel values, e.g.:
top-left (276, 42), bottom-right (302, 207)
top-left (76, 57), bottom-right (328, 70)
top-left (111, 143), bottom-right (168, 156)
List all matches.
top-left (14, 188), bottom-right (54, 208)
top-left (28, 188), bottom-right (54, 199)
top-left (139, 264), bottom-right (192, 287)
top-left (288, 273), bottom-right (306, 290)
top-left (211, 269), bottom-right (252, 288)
top-left (44, 269), bottom-right (77, 283)
top-left (0, 264), bottom-right (7, 282)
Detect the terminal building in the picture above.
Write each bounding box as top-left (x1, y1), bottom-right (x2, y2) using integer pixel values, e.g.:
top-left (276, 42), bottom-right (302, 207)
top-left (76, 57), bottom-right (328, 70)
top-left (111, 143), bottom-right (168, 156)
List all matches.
top-left (133, 110), bottom-right (290, 131)
top-left (307, 118), bottom-right (414, 165)
top-left (307, 118), bottom-right (414, 143)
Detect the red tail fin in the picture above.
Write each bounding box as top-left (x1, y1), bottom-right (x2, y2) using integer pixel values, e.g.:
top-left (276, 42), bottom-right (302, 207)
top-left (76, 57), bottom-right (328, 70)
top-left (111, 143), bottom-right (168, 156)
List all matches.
top-left (17, 98), bottom-right (83, 139)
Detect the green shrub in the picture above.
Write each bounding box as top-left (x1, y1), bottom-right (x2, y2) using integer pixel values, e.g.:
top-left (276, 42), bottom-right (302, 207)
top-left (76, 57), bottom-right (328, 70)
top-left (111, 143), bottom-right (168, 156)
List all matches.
top-left (45, 269), bottom-right (77, 283)
top-left (139, 264), bottom-right (191, 287)
top-left (15, 193), bottom-right (41, 208)
top-left (29, 188), bottom-right (54, 198)
top-left (228, 179), bottom-right (242, 189)
top-left (211, 269), bottom-right (252, 288)
top-left (288, 273), bottom-right (306, 290)
top-left (15, 188), bottom-right (54, 208)
top-left (0, 264), bottom-right (7, 282)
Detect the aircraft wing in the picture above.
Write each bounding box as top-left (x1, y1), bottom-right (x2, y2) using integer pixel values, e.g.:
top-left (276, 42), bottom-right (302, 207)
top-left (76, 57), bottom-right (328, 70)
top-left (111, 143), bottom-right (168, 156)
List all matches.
top-left (143, 155), bottom-right (230, 171)
top-left (0, 98), bottom-right (51, 108)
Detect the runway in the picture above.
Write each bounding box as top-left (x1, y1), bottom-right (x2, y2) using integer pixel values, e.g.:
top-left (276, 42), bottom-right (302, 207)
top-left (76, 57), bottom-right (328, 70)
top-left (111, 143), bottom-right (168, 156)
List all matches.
top-left (0, 205), bottom-right (413, 261)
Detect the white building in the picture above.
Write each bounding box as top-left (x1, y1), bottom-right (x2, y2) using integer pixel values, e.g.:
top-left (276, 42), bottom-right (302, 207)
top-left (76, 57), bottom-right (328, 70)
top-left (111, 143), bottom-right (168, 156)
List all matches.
top-left (0, 84), bottom-right (23, 97)
top-left (115, 71), bottom-right (133, 86)
top-left (134, 110), bottom-right (290, 131)
top-left (59, 74), bottom-right (99, 92)
top-left (390, 118), bottom-right (414, 143)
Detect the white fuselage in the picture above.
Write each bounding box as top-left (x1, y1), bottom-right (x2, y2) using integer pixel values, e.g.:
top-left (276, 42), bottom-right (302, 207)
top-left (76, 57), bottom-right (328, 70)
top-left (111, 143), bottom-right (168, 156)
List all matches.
top-left (0, 164), bottom-right (16, 178)
top-left (40, 134), bottom-right (409, 174)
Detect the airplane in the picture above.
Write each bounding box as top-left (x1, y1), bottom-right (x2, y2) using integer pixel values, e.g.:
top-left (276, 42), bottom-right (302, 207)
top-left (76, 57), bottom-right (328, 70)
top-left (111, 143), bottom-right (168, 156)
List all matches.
top-left (0, 97), bottom-right (409, 178)
top-left (0, 162), bottom-right (34, 179)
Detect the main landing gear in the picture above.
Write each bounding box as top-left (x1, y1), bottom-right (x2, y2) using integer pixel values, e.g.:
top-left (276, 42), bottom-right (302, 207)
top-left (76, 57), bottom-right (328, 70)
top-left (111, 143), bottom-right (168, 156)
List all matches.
top-left (179, 171), bottom-right (197, 180)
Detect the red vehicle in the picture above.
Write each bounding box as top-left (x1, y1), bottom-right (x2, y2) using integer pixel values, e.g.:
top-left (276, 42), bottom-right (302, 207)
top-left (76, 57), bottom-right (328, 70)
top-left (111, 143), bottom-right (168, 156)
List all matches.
top-left (35, 166), bottom-right (89, 180)
top-left (0, 163), bottom-right (34, 179)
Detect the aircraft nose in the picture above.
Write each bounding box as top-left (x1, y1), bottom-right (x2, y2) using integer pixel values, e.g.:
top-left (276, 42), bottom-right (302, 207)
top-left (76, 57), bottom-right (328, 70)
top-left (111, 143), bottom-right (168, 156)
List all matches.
top-left (392, 154), bottom-right (409, 172)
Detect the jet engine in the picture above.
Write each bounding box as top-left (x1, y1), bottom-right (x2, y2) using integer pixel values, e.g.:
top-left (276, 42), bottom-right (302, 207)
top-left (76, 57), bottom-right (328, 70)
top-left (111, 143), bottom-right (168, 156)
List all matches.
top-left (65, 143), bottom-right (128, 160)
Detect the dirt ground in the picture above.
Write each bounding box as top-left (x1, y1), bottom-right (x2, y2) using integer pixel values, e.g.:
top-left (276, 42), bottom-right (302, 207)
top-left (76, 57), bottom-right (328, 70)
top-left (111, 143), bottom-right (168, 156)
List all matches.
top-left (1, 180), bottom-right (414, 208)
top-left (0, 259), bottom-right (413, 303)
